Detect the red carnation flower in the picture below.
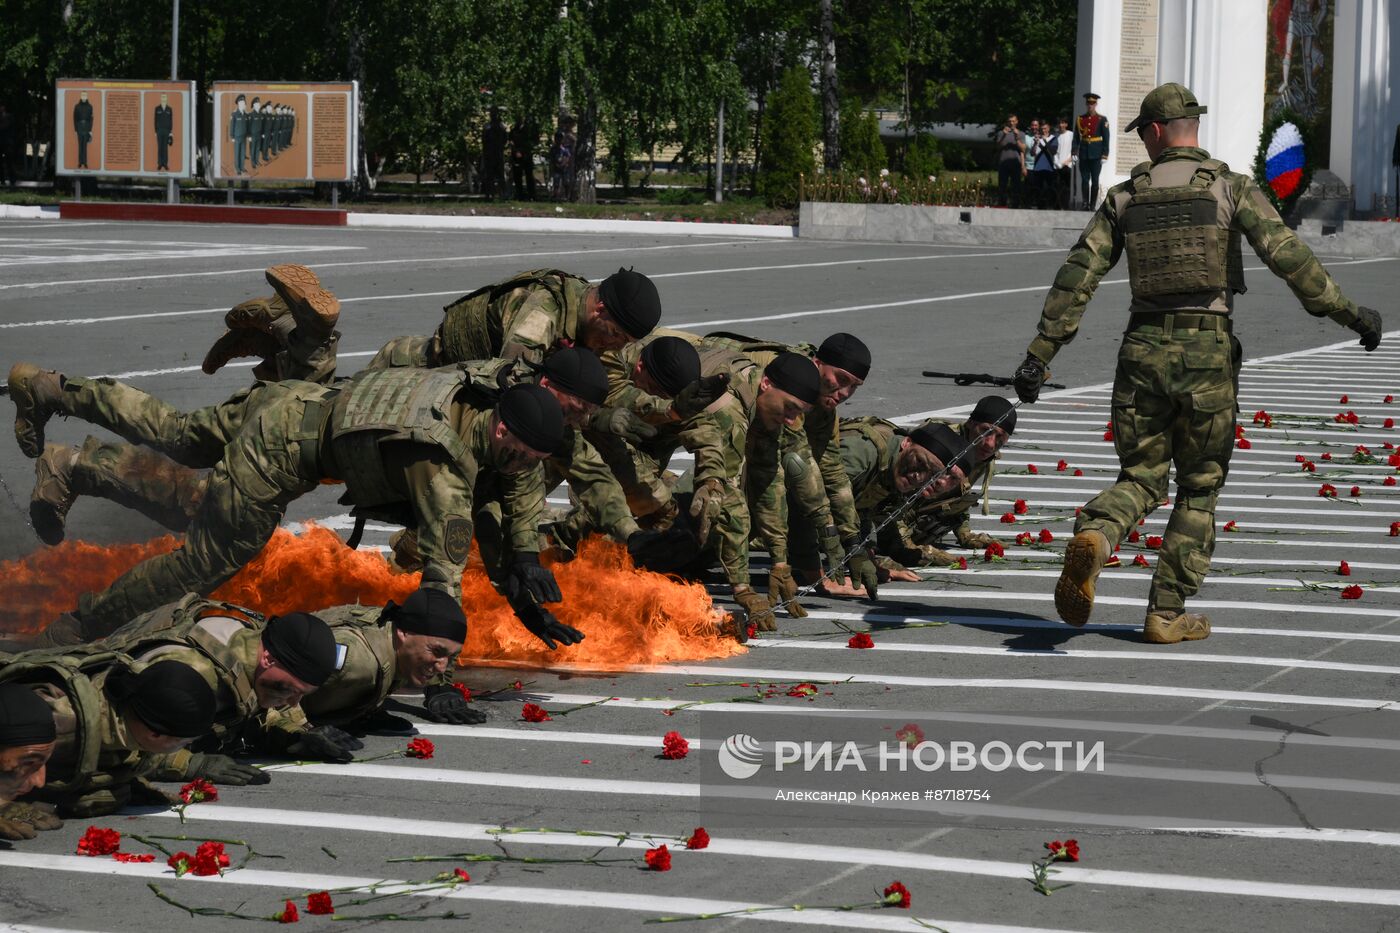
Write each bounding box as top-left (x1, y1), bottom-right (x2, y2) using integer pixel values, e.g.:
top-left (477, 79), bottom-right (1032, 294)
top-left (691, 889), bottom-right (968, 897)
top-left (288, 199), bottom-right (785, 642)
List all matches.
top-left (661, 731), bottom-right (689, 760)
top-left (1319, 484), bottom-right (1339, 498)
top-left (1387, 419), bottom-right (1396, 430)
top-left (1103, 429), bottom-right (1114, 441)
top-left (1223, 520), bottom-right (1237, 532)
top-left (1056, 460), bottom-right (1069, 471)
top-left (1235, 424), bottom-right (1246, 439)
top-left (406, 738), bottom-right (435, 759)
top-left (521, 703), bottom-right (552, 722)
top-left (848, 632), bottom-right (875, 649)
top-left (955, 556), bottom-right (968, 570)
top-left (1015, 531), bottom-right (1033, 546)
top-left (1236, 438), bottom-right (1252, 449)
top-left (882, 881), bottom-right (912, 909)
top-left (113, 852), bottom-right (155, 863)
top-left (511, 680), bottom-right (524, 691)
top-left (1340, 394), bottom-right (1349, 404)
top-left (1028, 464), bottom-right (1039, 474)
top-left (1386, 477), bottom-right (1397, 487)
top-left (1356, 445), bottom-right (1371, 456)
top-left (1302, 460), bottom-right (1316, 472)
top-left (1391, 522), bottom-right (1400, 537)
top-left (786, 683), bottom-right (818, 697)
top-left (167, 851), bottom-right (193, 875)
top-left (645, 845), bottom-right (672, 872)
top-left (76, 826), bottom-right (121, 857)
top-left (984, 541), bottom-right (1005, 561)
top-left (1133, 554), bottom-right (1150, 567)
top-left (277, 900), bottom-right (299, 924)
top-left (746, 622), bottom-right (757, 640)
top-left (178, 779), bottom-right (217, 805)
top-left (1000, 512), bottom-right (1016, 524)
top-left (306, 892), bottom-right (334, 916)
top-left (452, 682), bottom-right (472, 702)
top-left (452, 868), bottom-right (470, 882)
top-left (685, 827), bottom-right (710, 850)
top-left (1338, 561), bottom-right (1351, 576)
top-left (894, 723), bottom-right (926, 747)
top-left (1128, 530), bottom-right (1141, 543)
top-left (1145, 535), bottom-right (1163, 549)
top-left (1351, 486), bottom-right (1363, 497)
top-left (1341, 585), bottom-right (1364, 600)
top-left (1073, 469), bottom-right (1084, 476)
top-left (1045, 839), bottom-right (1081, 862)
top-left (1037, 528), bottom-right (1054, 543)
top-left (1295, 454), bottom-right (1307, 463)
top-left (1390, 454), bottom-right (1400, 467)
top-left (1014, 499), bottom-right (1029, 515)
top-left (1386, 395), bottom-right (1395, 404)
top-left (190, 841), bottom-right (229, 876)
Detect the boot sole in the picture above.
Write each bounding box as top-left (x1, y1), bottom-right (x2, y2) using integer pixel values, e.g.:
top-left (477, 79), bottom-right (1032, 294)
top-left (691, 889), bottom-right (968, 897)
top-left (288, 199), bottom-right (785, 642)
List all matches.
top-left (267, 264), bottom-right (339, 329)
top-left (1054, 534), bottom-right (1105, 627)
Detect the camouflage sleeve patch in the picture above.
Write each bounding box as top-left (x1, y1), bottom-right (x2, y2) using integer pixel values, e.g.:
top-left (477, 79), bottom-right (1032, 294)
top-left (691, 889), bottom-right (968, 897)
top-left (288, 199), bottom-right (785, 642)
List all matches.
top-left (443, 515), bottom-right (473, 564)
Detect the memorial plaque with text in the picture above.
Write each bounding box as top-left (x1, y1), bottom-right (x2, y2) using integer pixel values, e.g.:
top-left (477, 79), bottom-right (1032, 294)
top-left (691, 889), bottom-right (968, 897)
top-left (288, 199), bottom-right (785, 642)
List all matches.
top-left (1115, 0), bottom-right (1160, 175)
top-left (211, 82), bottom-right (358, 183)
top-left (55, 79), bottom-right (196, 178)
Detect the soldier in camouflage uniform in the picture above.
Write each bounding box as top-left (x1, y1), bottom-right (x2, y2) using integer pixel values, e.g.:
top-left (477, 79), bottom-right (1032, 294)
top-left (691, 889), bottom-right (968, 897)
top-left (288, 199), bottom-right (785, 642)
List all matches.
top-left (788, 419), bottom-right (973, 574)
top-left (10, 346), bottom-right (564, 644)
top-left (369, 267), bottom-right (662, 370)
top-left (1013, 83), bottom-right (1384, 644)
top-left (884, 396), bottom-right (1018, 567)
top-left (700, 332), bottom-right (878, 601)
top-left (0, 682), bottom-right (58, 838)
top-left (0, 652), bottom-right (216, 823)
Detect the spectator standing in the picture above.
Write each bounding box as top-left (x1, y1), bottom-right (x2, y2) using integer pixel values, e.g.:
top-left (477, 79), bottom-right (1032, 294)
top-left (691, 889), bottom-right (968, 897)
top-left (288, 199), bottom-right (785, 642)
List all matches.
top-left (1030, 120), bottom-right (1058, 208)
top-left (481, 106), bottom-right (508, 198)
top-left (548, 129), bottom-right (571, 201)
top-left (1075, 92), bottom-right (1110, 208)
top-left (1022, 118), bottom-right (1041, 196)
top-left (509, 118), bottom-right (537, 201)
top-left (1054, 116), bottom-right (1075, 209)
top-left (995, 115), bottom-right (1024, 207)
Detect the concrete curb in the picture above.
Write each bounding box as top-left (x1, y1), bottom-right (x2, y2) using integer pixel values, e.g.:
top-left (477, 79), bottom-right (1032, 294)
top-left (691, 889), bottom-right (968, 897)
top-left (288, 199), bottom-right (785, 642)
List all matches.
top-left (0, 204), bottom-right (60, 220)
top-left (346, 211), bottom-right (796, 238)
top-left (59, 202), bottom-right (347, 226)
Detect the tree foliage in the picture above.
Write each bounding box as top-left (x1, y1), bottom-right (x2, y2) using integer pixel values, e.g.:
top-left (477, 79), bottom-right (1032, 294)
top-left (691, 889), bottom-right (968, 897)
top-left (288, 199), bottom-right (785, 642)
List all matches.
top-left (758, 65), bottom-right (818, 206)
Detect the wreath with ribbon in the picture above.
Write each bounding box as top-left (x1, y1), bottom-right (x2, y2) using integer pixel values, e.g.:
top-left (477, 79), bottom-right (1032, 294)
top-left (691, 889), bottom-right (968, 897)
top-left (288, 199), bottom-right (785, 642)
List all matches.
top-left (1252, 107), bottom-right (1317, 215)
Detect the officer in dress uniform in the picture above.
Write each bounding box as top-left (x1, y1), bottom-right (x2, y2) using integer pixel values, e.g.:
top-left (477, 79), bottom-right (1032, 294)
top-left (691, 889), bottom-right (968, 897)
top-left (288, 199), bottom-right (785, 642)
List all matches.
top-left (1076, 92), bottom-right (1110, 209)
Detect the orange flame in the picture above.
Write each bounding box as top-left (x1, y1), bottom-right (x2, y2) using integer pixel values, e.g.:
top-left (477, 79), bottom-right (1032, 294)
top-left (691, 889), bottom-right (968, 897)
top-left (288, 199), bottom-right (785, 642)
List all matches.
top-left (0, 526), bottom-right (744, 668)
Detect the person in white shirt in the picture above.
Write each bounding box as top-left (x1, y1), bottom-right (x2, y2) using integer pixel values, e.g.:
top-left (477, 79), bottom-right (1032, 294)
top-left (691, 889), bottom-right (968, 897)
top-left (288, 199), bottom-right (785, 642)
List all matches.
top-left (1054, 116), bottom-right (1076, 209)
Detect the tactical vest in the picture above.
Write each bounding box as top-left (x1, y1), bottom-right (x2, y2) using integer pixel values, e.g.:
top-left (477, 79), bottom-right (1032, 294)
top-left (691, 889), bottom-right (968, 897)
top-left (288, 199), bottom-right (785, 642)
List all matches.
top-left (844, 416), bottom-right (899, 511)
top-left (329, 367), bottom-right (472, 508)
top-left (1119, 158), bottom-right (1246, 299)
top-left (302, 604), bottom-right (397, 721)
top-left (0, 650), bottom-right (130, 794)
top-left (439, 269), bottom-right (589, 364)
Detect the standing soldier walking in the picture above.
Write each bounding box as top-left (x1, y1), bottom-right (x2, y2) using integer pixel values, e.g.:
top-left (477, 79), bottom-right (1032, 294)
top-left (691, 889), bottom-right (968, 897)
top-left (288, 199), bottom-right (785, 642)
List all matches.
top-left (1013, 82), bottom-right (1384, 644)
top-left (1075, 92), bottom-right (1110, 209)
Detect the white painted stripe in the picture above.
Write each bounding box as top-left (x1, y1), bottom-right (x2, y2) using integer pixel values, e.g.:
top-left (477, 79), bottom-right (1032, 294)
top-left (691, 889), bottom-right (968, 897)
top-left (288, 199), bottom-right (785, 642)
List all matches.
top-left (982, 499), bottom-right (1400, 522)
top-left (748, 637), bottom-right (1400, 676)
top-left (347, 210), bottom-right (796, 239)
top-left (867, 587), bottom-right (1400, 619)
top-left (0, 854), bottom-right (1081, 933)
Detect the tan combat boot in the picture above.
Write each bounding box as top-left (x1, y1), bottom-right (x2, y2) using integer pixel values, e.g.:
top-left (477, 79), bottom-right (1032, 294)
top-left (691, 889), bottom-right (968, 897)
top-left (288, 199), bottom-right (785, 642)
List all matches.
top-left (266, 263), bottom-right (339, 339)
top-left (224, 294), bottom-right (290, 333)
top-left (201, 327), bottom-right (280, 374)
top-left (30, 443), bottom-right (78, 546)
top-left (1054, 528), bottom-right (1110, 627)
top-left (1143, 609), bottom-right (1211, 644)
top-left (6, 362), bottom-right (65, 459)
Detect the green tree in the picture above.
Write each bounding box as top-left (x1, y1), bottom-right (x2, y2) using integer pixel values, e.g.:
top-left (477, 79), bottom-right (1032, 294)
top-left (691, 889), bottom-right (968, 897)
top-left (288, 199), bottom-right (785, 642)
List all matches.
top-left (758, 65), bottom-right (817, 206)
top-left (901, 134), bottom-right (943, 177)
top-left (839, 101), bottom-right (885, 176)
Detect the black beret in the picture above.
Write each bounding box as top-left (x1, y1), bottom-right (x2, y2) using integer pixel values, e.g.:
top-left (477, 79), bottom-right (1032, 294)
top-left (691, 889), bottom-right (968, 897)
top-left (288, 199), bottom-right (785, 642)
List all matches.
top-left (640, 336), bottom-right (701, 397)
top-left (387, 587), bottom-right (467, 644)
top-left (969, 395), bottom-right (1017, 434)
top-left (263, 612), bottom-right (339, 687)
top-left (598, 268), bottom-right (662, 339)
top-left (815, 333), bottom-right (871, 381)
top-left (907, 421), bottom-right (974, 476)
top-left (0, 682), bottom-right (56, 747)
top-left (498, 383), bottom-right (565, 454)
top-left (541, 347), bottom-right (607, 406)
top-left (106, 660), bottom-right (217, 738)
top-left (763, 352), bottom-right (820, 406)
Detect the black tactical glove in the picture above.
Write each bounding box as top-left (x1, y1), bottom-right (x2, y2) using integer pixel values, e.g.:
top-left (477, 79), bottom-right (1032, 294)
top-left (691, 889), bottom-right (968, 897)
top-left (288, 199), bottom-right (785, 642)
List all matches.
top-left (504, 554), bottom-right (562, 605)
top-left (766, 563), bottom-right (808, 618)
top-left (673, 373), bottom-right (731, 419)
top-left (1349, 306), bottom-right (1383, 352)
top-left (588, 406), bottom-right (658, 444)
top-left (843, 539), bottom-right (880, 600)
top-left (286, 726), bottom-right (357, 763)
top-left (627, 526), bottom-right (701, 573)
top-left (423, 684), bottom-right (488, 724)
top-left (1013, 354), bottom-right (1047, 403)
top-left (515, 601), bottom-right (585, 650)
top-left (185, 752), bottom-right (272, 786)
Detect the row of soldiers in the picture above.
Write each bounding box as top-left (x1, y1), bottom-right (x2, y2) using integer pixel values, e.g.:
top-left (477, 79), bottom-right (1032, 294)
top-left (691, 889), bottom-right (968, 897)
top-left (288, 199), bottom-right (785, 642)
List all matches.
top-left (228, 95), bottom-right (297, 175)
top-left (0, 261), bottom-right (1017, 837)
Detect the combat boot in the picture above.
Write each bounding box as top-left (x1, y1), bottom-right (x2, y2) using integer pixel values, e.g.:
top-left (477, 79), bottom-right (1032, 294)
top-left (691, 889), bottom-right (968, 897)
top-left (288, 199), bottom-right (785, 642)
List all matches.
top-left (1143, 609), bottom-right (1211, 644)
top-left (224, 294), bottom-right (290, 333)
top-left (1054, 528), bottom-right (1110, 627)
top-left (201, 327), bottom-right (279, 374)
top-left (28, 612), bottom-right (86, 649)
top-left (30, 443), bottom-right (78, 546)
top-left (6, 362), bottom-right (65, 459)
top-left (266, 263), bottom-right (339, 340)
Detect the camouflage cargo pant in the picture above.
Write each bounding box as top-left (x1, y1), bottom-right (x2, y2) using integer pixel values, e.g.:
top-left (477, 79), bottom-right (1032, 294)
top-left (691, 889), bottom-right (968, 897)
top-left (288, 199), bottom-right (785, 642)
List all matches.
top-left (56, 378), bottom-right (333, 636)
top-left (71, 436), bottom-right (208, 533)
top-left (366, 334), bottom-right (437, 371)
top-left (1074, 319), bottom-right (1236, 612)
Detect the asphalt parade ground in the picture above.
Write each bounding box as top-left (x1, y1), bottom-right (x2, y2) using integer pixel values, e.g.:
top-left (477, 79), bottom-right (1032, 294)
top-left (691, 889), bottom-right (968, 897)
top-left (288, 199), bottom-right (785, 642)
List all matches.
top-left (0, 219), bottom-right (1398, 933)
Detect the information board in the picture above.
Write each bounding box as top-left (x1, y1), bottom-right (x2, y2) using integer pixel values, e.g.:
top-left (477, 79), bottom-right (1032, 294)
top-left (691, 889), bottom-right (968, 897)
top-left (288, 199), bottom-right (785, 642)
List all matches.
top-left (211, 82), bottom-right (357, 182)
top-left (55, 79), bottom-right (196, 178)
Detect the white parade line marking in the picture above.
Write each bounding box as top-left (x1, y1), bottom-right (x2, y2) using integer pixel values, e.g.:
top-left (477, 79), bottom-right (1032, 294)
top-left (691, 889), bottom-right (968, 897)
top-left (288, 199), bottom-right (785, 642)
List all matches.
top-left (980, 499), bottom-right (1400, 523)
top-left (749, 638), bottom-right (1400, 676)
top-left (869, 587), bottom-right (1400, 619)
top-left (0, 855), bottom-right (1085, 933)
top-left (921, 564), bottom-right (1399, 593)
top-left (989, 485), bottom-right (1400, 506)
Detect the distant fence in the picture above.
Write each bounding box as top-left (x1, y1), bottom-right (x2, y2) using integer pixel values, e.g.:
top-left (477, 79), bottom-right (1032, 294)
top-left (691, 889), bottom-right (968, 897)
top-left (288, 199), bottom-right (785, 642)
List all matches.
top-left (800, 170), bottom-right (994, 208)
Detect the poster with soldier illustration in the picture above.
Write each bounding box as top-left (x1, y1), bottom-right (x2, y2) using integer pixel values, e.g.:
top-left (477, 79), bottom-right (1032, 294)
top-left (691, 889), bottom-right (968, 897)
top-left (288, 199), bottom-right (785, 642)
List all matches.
top-left (211, 81), bottom-right (357, 183)
top-left (54, 79), bottom-right (195, 178)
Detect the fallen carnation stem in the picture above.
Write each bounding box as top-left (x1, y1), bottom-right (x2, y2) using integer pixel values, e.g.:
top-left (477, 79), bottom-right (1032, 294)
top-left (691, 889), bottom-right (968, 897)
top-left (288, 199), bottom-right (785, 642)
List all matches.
top-left (388, 850), bottom-right (637, 867)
